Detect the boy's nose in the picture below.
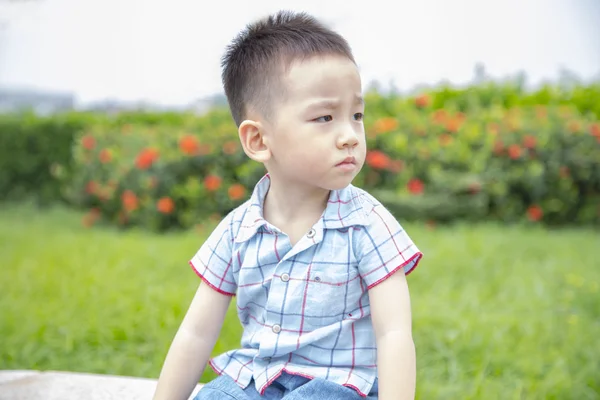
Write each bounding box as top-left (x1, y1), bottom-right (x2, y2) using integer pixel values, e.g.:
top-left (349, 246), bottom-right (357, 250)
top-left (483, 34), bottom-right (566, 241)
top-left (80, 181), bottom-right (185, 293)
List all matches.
top-left (337, 125), bottom-right (359, 148)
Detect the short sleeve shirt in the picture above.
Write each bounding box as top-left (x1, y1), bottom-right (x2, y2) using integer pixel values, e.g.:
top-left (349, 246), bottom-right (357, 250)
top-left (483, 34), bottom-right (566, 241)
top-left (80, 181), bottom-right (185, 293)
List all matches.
top-left (190, 174), bottom-right (423, 397)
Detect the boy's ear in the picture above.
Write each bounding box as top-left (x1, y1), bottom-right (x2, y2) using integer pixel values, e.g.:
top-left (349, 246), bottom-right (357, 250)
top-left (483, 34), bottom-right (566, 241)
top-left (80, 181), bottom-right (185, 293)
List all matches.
top-left (238, 119), bottom-right (271, 163)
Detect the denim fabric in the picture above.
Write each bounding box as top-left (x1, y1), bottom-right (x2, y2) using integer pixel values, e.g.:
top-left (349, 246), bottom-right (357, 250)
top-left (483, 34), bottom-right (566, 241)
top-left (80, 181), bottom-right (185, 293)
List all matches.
top-left (194, 371), bottom-right (379, 399)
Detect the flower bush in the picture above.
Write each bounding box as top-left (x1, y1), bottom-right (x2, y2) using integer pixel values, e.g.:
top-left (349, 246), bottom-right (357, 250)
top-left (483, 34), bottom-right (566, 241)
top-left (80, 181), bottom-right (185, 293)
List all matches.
top-left (2, 80), bottom-right (599, 229)
top-left (65, 97), bottom-right (600, 231)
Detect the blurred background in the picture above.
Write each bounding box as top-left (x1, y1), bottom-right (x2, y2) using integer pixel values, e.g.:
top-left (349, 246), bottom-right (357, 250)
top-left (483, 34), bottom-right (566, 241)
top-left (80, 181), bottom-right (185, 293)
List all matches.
top-left (1, 1), bottom-right (599, 399)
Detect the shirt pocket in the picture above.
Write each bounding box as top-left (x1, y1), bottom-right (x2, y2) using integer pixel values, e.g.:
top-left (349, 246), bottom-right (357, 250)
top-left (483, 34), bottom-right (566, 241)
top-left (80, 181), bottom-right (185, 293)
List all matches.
top-left (303, 261), bottom-right (362, 326)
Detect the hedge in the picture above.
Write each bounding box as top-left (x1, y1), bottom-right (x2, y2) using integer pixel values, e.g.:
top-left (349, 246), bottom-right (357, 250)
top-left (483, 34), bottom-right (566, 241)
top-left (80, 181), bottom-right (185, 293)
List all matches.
top-left (66, 99), bottom-right (600, 231)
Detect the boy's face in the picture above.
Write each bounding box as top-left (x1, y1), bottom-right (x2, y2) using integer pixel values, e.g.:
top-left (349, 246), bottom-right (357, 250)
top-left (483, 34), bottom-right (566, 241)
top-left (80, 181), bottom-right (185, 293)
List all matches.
top-left (263, 54), bottom-right (366, 191)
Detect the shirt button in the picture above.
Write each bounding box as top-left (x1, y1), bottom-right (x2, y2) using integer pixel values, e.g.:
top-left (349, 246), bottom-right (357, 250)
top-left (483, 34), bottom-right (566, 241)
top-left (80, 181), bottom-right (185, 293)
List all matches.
top-left (306, 228), bottom-right (316, 238)
top-left (272, 324), bottom-right (281, 334)
top-left (281, 273), bottom-right (290, 282)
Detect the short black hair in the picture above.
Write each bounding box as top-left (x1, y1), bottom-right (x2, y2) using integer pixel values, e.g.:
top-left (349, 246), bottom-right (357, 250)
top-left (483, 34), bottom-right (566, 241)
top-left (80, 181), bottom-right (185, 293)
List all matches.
top-left (221, 10), bottom-right (355, 126)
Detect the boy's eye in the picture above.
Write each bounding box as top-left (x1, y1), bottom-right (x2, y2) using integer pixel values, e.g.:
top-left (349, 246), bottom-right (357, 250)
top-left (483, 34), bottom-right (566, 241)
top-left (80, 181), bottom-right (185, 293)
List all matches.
top-left (314, 115), bottom-right (333, 122)
top-left (354, 112), bottom-right (364, 121)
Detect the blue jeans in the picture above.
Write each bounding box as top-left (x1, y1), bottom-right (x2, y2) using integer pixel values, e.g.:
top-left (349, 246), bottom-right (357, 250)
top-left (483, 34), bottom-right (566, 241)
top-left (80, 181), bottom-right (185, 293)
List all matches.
top-left (194, 371), bottom-right (378, 399)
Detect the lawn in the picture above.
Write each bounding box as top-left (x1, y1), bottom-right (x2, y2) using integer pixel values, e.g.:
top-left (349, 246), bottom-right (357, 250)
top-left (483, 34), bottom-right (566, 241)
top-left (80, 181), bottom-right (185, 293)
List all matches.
top-left (1, 203), bottom-right (599, 399)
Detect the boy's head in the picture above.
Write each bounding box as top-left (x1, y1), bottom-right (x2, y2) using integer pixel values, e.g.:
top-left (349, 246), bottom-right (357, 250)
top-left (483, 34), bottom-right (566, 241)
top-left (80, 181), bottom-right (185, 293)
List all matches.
top-left (222, 11), bottom-right (366, 192)
top-left (221, 10), bottom-right (355, 126)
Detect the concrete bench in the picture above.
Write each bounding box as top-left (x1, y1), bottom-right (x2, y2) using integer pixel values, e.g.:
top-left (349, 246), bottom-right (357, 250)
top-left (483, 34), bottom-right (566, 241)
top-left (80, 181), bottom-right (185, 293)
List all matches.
top-left (0, 370), bottom-right (203, 400)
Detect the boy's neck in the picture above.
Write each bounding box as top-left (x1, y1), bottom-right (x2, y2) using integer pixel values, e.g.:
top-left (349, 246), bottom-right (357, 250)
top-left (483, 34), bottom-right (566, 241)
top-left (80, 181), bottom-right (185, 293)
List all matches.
top-left (262, 174), bottom-right (330, 233)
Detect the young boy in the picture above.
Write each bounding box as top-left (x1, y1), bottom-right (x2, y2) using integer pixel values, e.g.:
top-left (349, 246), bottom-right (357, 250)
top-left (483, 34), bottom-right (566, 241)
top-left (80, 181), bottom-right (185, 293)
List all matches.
top-left (153, 10), bottom-right (423, 400)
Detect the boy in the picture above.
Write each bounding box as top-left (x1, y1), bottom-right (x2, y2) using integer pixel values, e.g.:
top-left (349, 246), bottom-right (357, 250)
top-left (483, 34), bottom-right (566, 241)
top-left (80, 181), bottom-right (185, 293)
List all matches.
top-left (153, 10), bottom-right (423, 400)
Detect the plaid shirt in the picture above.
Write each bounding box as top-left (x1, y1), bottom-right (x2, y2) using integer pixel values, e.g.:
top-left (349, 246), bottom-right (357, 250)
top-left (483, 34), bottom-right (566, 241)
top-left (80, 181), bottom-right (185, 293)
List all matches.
top-left (190, 174), bottom-right (423, 397)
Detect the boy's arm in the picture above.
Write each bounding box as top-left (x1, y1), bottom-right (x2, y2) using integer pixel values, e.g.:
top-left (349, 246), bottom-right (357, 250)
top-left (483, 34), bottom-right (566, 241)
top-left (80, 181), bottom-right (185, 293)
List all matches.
top-left (369, 270), bottom-right (416, 400)
top-left (153, 282), bottom-right (233, 400)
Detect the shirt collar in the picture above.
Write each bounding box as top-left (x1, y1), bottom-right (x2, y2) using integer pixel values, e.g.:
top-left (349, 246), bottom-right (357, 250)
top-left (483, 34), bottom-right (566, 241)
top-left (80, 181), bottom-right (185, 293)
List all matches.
top-left (234, 174), bottom-right (368, 244)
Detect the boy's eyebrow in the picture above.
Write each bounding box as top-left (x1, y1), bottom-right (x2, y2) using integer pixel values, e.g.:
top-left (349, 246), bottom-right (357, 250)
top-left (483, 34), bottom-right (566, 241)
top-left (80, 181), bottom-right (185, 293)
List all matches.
top-left (307, 95), bottom-right (364, 110)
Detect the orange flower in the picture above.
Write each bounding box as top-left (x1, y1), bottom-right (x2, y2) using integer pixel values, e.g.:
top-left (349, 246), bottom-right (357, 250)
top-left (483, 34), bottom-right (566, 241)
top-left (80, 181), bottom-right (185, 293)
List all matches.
top-left (508, 144), bottom-right (522, 160)
top-left (135, 148), bottom-right (159, 169)
top-left (523, 135), bottom-right (536, 149)
top-left (228, 183), bottom-right (246, 201)
top-left (493, 141), bottom-right (504, 155)
top-left (407, 178), bottom-right (424, 195)
top-left (432, 109), bottom-right (447, 124)
top-left (372, 117), bottom-right (398, 134)
top-left (487, 123), bottom-right (500, 136)
top-left (85, 181), bottom-right (98, 195)
top-left (82, 208), bottom-right (101, 227)
top-left (179, 135), bottom-right (200, 155)
top-left (527, 205), bottom-right (543, 222)
top-left (365, 150), bottom-right (391, 170)
top-left (535, 106), bottom-right (547, 119)
top-left (204, 175), bottom-right (222, 192)
top-left (590, 123), bottom-right (600, 138)
top-left (439, 133), bottom-right (453, 147)
top-left (121, 190), bottom-right (139, 212)
top-left (223, 141), bottom-right (239, 155)
top-left (121, 124), bottom-right (133, 134)
top-left (82, 135), bottom-right (96, 150)
top-left (414, 94), bottom-right (430, 108)
top-left (99, 149), bottom-right (112, 163)
top-left (445, 117), bottom-right (462, 133)
top-left (567, 120), bottom-right (581, 133)
top-left (389, 160), bottom-right (404, 173)
top-left (156, 197), bottom-right (175, 214)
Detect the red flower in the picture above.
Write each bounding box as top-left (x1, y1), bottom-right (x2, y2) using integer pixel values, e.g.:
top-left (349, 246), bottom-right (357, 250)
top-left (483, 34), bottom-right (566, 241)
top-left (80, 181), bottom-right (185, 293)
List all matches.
top-left (365, 150), bottom-right (391, 170)
top-left (82, 135), bottom-right (96, 150)
top-left (204, 175), bottom-right (222, 192)
top-left (228, 184), bottom-right (246, 201)
top-left (99, 149), bottom-right (112, 163)
top-left (527, 205), bottom-right (543, 222)
top-left (156, 197), bottom-right (175, 214)
top-left (523, 135), bottom-right (537, 149)
top-left (508, 144), bottom-right (522, 160)
top-left (135, 148), bottom-right (159, 169)
top-left (407, 178), bottom-right (424, 195)
top-left (468, 182), bottom-right (481, 194)
top-left (179, 135), bottom-right (200, 155)
top-left (121, 190), bottom-right (139, 212)
top-left (415, 94), bottom-right (430, 108)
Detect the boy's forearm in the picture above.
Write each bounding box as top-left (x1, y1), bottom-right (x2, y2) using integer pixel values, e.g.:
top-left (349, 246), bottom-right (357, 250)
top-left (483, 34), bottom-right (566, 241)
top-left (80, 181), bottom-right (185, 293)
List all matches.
top-left (153, 327), bottom-right (216, 400)
top-left (376, 331), bottom-right (416, 400)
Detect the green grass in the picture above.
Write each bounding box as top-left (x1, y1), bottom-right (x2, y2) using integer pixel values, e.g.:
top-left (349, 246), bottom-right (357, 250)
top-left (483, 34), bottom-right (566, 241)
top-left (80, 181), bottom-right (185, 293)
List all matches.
top-left (1, 204), bottom-right (599, 399)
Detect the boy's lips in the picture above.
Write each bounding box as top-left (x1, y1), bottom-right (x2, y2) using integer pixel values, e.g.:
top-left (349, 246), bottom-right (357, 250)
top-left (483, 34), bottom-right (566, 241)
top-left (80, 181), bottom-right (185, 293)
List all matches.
top-left (336, 156), bottom-right (356, 166)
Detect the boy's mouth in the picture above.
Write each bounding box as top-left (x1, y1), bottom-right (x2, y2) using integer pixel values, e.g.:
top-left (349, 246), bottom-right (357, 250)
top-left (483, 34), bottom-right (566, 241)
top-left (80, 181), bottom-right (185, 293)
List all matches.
top-left (336, 156), bottom-right (356, 166)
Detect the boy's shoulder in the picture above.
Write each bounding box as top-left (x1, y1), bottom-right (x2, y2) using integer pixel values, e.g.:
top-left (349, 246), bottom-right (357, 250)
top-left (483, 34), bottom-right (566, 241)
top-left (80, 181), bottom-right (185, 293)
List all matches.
top-left (346, 184), bottom-right (401, 227)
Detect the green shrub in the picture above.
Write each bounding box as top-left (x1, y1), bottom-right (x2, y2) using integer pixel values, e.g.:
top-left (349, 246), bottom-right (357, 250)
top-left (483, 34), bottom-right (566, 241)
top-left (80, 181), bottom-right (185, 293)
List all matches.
top-left (0, 112), bottom-right (93, 204)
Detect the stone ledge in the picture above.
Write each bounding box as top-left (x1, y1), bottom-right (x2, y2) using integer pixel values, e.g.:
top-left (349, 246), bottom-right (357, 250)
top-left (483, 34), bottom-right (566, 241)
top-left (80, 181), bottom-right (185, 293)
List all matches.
top-left (0, 370), bottom-right (202, 400)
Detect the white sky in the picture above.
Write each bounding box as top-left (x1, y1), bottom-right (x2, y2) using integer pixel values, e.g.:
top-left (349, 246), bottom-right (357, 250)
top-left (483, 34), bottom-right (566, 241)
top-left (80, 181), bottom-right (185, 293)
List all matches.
top-left (0, 0), bottom-right (598, 106)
